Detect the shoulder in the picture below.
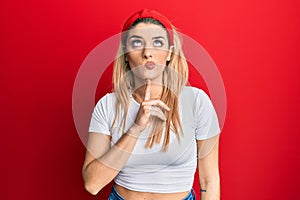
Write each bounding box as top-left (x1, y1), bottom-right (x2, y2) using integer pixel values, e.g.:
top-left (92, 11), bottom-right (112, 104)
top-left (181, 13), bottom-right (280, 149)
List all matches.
top-left (93, 92), bottom-right (117, 112)
top-left (180, 86), bottom-right (208, 101)
top-left (180, 86), bottom-right (214, 113)
top-left (95, 92), bottom-right (117, 105)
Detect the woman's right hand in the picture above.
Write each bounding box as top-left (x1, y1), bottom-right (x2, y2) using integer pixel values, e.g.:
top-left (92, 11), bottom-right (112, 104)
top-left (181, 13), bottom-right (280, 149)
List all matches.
top-left (134, 79), bottom-right (170, 131)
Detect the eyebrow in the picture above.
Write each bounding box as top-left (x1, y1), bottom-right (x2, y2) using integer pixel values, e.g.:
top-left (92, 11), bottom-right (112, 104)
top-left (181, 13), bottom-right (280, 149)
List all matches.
top-left (128, 35), bottom-right (143, 40)
top-left (152, 36), bottom-right (166, 40)
top-left (128, 35), bottom-right (167, 40)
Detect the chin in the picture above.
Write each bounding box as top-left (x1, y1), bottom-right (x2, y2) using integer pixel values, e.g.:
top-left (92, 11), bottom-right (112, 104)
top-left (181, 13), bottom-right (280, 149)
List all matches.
top-left (133, 73), bottom-right (162, 83)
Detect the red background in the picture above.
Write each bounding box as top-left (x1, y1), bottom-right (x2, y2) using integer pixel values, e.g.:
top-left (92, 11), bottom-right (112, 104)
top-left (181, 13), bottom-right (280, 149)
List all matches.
top-left (1, 0), bottom-right (300, 199)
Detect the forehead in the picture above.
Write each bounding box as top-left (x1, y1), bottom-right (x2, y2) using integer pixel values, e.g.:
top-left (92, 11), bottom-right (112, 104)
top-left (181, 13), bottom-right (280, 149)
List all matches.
top-left (127, 23), bottom-right (168, 39)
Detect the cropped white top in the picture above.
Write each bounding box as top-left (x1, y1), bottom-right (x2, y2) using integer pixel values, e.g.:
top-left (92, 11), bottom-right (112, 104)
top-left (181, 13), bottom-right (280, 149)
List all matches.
top-left (89, 86), bottom-right (220, 193)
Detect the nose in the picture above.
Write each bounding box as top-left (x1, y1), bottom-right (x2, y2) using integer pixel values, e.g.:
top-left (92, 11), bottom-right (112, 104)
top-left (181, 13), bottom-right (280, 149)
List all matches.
top-left (143, 46), bottom-right (152, 59)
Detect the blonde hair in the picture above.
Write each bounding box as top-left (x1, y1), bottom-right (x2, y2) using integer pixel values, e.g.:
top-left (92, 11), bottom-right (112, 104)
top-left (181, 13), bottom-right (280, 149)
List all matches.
top-left (112, 24), bottom-right (188, 151)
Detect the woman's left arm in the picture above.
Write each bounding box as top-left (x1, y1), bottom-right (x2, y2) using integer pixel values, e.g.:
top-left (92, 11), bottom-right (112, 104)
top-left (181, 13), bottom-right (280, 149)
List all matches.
top-left (197, 135), bottom-right (220, 200)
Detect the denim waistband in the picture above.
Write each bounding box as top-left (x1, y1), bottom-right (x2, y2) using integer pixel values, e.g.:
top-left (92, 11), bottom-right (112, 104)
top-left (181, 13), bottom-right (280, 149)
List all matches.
top-left (108, 185), bottom-right (196, 200)
top-left (108, 185), bottom-right (125, 200)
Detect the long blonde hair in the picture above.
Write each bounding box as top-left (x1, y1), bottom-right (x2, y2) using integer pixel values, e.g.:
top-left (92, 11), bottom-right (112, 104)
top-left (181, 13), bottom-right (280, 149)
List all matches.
top-left (112, 21), bottom-right (189, 151)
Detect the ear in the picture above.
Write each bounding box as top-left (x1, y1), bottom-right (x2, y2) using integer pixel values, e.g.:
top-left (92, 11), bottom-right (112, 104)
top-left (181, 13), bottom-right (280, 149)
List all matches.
top-left (167, 45), bottom-right (174, 61)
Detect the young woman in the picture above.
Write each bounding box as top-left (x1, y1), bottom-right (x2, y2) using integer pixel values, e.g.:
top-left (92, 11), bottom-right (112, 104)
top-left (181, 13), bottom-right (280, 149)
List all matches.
top-left (82, 9), bottom-right (221, 200)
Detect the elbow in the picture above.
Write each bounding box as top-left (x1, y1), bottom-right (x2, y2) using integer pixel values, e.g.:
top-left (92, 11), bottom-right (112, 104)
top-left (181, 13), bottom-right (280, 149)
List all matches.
top-left (200, 176), bottom-right (220, 188)
top-left (84, 181), bottom-right (103, 195)
top-left (83, 174), bottom-right (104, 195)
top-left (82, 167), bottom-right (103, 195)
top-left (82, 164), bottom-right (111, 195)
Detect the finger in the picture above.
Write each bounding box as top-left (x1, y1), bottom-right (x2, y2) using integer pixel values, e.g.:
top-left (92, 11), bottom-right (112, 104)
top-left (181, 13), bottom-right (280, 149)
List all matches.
top-left (144, 79), bottom-right (151, 101)
top-left (143, 105), bottom-right (151, 114)
top-left (142, 100), bottom-right (171, 111)
top-left (150, 106), bottom-right (167, 121)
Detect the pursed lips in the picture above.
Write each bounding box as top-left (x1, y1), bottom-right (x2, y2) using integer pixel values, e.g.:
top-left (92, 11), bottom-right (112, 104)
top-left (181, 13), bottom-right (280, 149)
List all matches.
top-left (144, 61), bottom-right (156, 70)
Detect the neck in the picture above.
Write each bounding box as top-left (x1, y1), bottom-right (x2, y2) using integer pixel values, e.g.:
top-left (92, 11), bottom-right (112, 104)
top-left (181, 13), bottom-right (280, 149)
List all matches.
top-left (132, 78), bottom-right (164, 103)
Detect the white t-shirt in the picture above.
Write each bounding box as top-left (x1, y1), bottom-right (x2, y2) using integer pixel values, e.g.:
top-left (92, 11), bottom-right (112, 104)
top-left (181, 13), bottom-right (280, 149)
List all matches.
top-left (89, 86), bottom-right (220, 193)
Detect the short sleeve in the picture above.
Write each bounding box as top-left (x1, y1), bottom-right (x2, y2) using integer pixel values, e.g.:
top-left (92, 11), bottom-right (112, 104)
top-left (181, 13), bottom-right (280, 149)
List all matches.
top-left (194, 90), bottom-right (221, 140)
top-left (88, 94), bottom-right (112, 135)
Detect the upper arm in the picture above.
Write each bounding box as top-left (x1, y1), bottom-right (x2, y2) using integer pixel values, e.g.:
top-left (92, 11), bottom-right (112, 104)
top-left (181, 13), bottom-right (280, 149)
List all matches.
top-left (194, 89), bottom-right (220, 141)
top-left (82, 132), bottom-right (111, 172)
top-left (84, 94), bottom-right (113, 170)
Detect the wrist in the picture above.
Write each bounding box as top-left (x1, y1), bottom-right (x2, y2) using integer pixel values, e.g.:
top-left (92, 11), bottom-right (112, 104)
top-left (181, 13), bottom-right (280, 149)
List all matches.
top-left (127, 123), bottom-right (144, 138)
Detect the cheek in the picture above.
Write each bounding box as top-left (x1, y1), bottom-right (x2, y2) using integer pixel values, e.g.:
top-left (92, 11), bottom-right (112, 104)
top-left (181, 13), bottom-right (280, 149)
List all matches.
top-left (157, 55), bottom-right (169, 65)
top-left (126, 52), bottom-right (142, 67)
top-left (154, 51), bottom-right (169, 62)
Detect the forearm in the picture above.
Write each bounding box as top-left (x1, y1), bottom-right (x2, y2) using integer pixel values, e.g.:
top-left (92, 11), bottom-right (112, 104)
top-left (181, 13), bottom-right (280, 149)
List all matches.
top-left (200, 178), bottom-right (220, 200)
top-left (197, 136), bottom-right (220, 200)
top-left (83, 125), bottom-right (142, 195)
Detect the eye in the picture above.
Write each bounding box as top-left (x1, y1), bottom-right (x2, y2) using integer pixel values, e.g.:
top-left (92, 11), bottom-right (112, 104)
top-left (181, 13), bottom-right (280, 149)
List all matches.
top-left (131, 40), bottom-right (143, 48)
top-left (153, 39), bottom-right (164, 47)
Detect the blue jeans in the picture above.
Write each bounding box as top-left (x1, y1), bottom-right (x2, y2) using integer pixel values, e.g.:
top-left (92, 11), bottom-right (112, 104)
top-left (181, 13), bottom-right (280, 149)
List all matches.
top-left (108, 185), bottom-right (196, 200)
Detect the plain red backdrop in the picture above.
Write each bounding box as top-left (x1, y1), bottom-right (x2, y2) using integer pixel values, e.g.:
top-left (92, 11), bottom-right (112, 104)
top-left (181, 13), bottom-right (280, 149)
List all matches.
top-left (1, 0), bottom-right (299, 199)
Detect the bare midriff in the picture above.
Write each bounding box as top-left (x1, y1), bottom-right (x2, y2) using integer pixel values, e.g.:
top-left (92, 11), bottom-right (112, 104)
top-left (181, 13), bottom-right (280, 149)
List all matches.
top-left (115, 184), bottom-right (190, 200)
